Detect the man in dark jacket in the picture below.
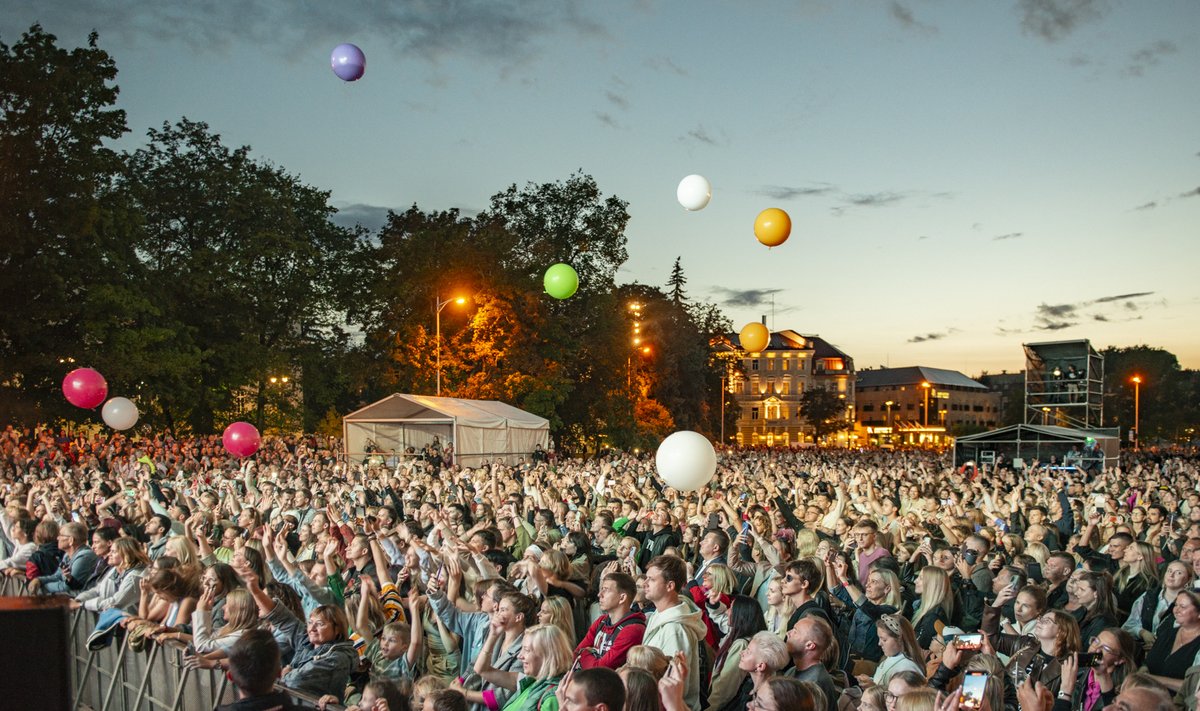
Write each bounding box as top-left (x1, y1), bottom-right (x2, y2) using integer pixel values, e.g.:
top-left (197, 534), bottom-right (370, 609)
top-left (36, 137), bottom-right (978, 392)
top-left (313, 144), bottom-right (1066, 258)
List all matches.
top-left (217, 629), bottom-right (298, 711)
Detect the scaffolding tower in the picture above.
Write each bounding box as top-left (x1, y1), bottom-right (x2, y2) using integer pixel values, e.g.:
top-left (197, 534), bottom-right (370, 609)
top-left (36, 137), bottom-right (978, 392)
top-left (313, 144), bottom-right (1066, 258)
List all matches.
top-left (1023, 340), bottom-right (1103, 429)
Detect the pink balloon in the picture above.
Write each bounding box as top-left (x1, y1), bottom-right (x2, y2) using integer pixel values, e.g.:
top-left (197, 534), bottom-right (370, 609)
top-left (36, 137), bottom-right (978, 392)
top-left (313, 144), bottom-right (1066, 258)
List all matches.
top-left (222, 421), bottom-right (261, 458)
top-left (62, 368), bottom-right (108, 409)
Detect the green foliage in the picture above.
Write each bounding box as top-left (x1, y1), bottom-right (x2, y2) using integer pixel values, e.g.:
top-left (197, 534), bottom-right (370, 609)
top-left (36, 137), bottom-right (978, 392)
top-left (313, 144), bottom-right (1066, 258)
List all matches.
top-left (799, 387), bottom-right (851, 440)
top-left (0, 24), bottom-right (128, 415)
top-left (1100, 345), bottom-right (1197, 443)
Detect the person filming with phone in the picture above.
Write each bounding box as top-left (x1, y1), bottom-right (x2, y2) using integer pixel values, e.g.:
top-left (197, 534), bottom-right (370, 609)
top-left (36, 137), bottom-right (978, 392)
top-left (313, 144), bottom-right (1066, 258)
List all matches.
top-left (983, 583), bottom-right (1083, 697)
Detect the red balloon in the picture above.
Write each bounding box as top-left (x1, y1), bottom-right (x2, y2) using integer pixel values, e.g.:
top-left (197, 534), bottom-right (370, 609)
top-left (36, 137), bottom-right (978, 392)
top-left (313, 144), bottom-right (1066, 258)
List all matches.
top-left (62, 368), bottom-right (108, 409)
top-left (223, 421), bottom-right (262, 458)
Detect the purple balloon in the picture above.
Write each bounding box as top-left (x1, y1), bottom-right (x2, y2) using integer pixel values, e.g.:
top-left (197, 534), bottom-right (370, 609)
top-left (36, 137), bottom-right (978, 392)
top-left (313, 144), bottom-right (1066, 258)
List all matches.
top-left (223, 421), bottom-right (262, 458)
top-left (331, 43), bottom-right (365, 82)
top-left (62, 367), bottom-right (108, 409)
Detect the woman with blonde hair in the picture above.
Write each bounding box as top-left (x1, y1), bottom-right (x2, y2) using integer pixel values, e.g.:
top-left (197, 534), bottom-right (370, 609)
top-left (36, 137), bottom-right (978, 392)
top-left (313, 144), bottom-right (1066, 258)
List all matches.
top-left (71, 537), bottom-right (149, 614)
top-left (909, 566), bottom-right (954, 650)
top-left (621, 645), bottom-right (670, 680)
top-left (794, 529), bottom-right (820, 559)
top-left (537, 596), bottom-right (575, 642)
top-left (170, 587), bottom-right (258, 653)
top-left (895, 688), bottom-right (937, 711)
top-left (501, 624), bottom-right (572, 711)
top-left (764, 577), bottom-right (795, 637)
top-left (1114, 541), bottom-right (1159, 618)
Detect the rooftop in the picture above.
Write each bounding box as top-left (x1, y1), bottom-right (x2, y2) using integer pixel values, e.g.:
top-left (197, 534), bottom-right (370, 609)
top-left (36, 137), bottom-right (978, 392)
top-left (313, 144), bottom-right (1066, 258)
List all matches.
top-left (856, 366), bottom-right (988, 391)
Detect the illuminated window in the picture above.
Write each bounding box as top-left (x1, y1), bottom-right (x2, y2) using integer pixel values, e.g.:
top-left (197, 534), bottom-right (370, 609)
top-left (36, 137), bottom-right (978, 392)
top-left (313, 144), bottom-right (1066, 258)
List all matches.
top-left (767, 359), bottom-right (774, 371)
top-left (781, 380), bottom-right (790, 395)
top-left (782, 359), bottom-right (789, 371)
top-left (765, 401), bottom-right (781, 420)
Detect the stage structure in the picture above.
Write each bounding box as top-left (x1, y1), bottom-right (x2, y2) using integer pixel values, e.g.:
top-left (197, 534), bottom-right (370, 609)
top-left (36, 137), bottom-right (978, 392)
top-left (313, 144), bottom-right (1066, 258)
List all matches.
top-left (1023, 340), bottom-right (1103, 429)
top-left (342, 394), bottom-right (550, 468)
top-left (953, 423), bottom-right (1119, 471)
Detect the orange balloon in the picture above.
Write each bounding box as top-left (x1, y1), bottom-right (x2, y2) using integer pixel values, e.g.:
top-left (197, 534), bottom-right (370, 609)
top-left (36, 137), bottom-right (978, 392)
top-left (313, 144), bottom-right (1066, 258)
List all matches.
top-left (754, 208), bottom-right (791, 247)
top-left (739, 322), bottom-right (770, 353)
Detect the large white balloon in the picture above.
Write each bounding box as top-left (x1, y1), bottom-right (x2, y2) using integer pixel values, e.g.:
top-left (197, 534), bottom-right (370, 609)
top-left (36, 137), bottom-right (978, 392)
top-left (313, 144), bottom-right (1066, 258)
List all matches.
top-left (676, 174), bottom-right (712, 211)
top-left (655, 430), bottom-right (716, 492)
top-left (102, 397), bottom-right (139, 431)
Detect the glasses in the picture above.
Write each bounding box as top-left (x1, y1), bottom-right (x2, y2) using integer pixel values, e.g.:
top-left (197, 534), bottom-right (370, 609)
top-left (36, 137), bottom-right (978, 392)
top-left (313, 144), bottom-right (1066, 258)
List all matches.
top-left (747, 691), bottom-right (775, 711)
top-left (1088, 637), bottom-right (1115, 654)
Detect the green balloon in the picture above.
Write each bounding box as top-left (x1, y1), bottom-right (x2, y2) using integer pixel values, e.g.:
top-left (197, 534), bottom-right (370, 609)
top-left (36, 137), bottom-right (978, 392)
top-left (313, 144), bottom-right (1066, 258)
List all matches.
top-left (543, 263), bottom-right (579, 299)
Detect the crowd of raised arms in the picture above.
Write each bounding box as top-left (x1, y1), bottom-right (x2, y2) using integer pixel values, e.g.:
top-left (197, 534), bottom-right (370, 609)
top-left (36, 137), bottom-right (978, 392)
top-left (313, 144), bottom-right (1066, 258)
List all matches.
top-left (3, 424), bottom-right (1200, 711)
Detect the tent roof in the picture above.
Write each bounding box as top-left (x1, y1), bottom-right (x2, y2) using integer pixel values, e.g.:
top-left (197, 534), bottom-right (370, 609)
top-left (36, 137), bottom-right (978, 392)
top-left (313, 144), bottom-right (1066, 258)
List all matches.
top-left (343, 394), bottom-right (549, 429)
top-left (954, 423), bottom-right (1117, 443)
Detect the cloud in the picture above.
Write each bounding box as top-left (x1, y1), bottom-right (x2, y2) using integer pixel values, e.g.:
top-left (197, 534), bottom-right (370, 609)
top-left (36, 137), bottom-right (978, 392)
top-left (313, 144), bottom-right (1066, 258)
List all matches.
top-left (710, 287), bottom-right (785, 308)
top-left (917, 235), bottom-right (929, 241)
top-left (681, 124), bottom-right (722, 146)
top-left (908, 332), bottom-right (946, 343)
top-left (1134, 201), bottom-right (1157, 211)
top-left (644, 55), bottom-right (688, 76)
top-left (1028, 291), bottom-right (1157, 330)
top-left (1093, 291), bottom-right (1154, 303)
top-left (1179, 186), bottom-right (1200, 199)
top-left (846, 191), bottom-right (906, 207)
top-left (331, 203), bottom-right (394, 233)
top-left (593, 111), bottom-right (621, 129)
top-left (755, 184), bottom-right (837, 200)
top-left (6, 0), bottom-right (607, 67)
top-left (1126, 40), bottom-right (1177, 76)
top-left (604, 90), bottom-right (629, 110)
top-left (993, 232), bottom-right (1024, 241)
top-left (889, 2), bottom-right (938, 34)
top-left (1017, 0), bottom-right (1110, 42)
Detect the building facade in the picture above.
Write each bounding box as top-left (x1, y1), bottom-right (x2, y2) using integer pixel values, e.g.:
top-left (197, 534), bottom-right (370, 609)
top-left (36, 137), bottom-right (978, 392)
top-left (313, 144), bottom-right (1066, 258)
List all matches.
top-left (719, 329), bottom-right (855, 447)
top-left (856, 366), bottom-right (1000, 448)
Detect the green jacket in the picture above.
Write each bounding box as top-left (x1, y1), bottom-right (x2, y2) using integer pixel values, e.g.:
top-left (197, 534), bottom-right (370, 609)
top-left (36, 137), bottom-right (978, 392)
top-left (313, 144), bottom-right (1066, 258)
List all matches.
top-left (501, 674), bottom-right (561, 711)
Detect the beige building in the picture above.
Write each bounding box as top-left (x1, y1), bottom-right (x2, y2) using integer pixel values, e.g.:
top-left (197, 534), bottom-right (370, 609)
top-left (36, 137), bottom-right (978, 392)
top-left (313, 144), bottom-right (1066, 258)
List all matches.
top-left (718, 329), bottom-right (855, 447)
top-left (856, 366), bottom-right (1000, 448)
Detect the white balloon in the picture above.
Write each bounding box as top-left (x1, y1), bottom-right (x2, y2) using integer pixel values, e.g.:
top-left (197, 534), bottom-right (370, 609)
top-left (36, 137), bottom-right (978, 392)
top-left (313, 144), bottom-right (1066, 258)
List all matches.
top-left (655, 430), bottom-right (716, 492)
top-left (102, 397), bottom-right (139, 431)
top-left (676, 174), bottom-right (712, 211)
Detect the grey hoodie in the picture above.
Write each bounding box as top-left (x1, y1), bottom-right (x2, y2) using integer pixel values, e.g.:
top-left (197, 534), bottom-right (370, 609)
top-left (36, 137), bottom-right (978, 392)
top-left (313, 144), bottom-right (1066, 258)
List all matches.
top-left (643, 596), bottom-right (707, 711)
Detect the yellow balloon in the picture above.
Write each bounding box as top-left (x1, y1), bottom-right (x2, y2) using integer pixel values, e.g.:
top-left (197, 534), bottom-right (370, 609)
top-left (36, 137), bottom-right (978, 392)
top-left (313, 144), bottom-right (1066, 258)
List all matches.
top-left (739, 322), bottom-right (770, 352)
top-left (754, 208), bottom-right (792, 247)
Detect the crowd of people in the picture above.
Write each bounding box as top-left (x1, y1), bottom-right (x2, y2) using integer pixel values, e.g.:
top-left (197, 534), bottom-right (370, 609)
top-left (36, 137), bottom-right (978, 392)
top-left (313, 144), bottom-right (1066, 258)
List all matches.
top-left (2, 424), bottom-right (1200, 711)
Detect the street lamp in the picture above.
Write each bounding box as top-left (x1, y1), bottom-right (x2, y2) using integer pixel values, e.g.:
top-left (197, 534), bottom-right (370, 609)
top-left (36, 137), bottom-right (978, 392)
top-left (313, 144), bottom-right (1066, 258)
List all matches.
top-left (884, 400), bottom-right (894, 446)
top-left (921, 381), bottom-right (931, 427)
top-left (1131, 375), bottom-right (1142, 448)
top-left (1041, 406), bottom-right (1050, 425)
top-left (435, 292), bottom-right (467, 396)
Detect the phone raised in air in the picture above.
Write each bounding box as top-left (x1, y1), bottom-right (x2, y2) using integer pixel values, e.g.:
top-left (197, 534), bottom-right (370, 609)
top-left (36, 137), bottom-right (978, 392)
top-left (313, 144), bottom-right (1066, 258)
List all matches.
top-left (954, 633), bottom-right (983, 652)
top-left (959, 671), bottom-right (987, 711)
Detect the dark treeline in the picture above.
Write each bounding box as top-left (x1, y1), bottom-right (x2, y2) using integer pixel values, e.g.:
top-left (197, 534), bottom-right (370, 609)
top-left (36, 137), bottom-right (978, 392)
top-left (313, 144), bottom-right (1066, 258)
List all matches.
top-left (0, 26), bottom-right (732, 451)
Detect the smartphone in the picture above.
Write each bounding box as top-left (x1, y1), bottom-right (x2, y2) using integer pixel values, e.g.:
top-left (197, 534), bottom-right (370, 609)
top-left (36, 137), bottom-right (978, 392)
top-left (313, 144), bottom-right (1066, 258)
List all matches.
top-left (954, 633), bottom-right (983, 651)
top-left (741, 520), bottom-right (751, 534)
top-left (959, 671), bottom-right (987, 711)
top-left (1077, 652), bottom-right (1102, 667)
top-left (1008, 577), bottom-right (1021, 592)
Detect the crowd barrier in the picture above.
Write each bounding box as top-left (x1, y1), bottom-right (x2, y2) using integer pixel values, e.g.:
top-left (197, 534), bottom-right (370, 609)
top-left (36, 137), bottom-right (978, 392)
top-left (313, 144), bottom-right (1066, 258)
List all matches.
top-left (1, 577), bottom-right (346, 711)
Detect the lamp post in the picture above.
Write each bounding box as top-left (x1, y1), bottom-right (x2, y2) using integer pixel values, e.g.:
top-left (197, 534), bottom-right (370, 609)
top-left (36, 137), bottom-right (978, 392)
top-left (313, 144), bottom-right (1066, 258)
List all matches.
top-left (884, 400), bottom-right (894, 447)
top-left (921, 381), bottom-right (931, 427)
top-left (1131, 375), bottom-right (1142, 449)
top-left (1041, 406), bottom-right (1050, 425)
top-left (435, 292), bottom-right (467, 396)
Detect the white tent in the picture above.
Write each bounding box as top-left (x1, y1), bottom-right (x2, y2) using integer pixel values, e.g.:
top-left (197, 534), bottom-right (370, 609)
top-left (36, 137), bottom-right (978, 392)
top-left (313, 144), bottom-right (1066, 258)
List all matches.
top-left (342, 394), bottom-right (550, 468)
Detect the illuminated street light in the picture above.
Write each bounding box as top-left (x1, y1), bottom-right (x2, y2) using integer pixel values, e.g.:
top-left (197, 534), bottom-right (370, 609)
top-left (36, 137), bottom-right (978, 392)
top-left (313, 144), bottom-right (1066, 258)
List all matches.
top-left (921, 381), bottom-right (931, 427)
top-left (1131, 375), bottom-right (1142, 448)
top-left (435, 292), bottom-right (469, 396)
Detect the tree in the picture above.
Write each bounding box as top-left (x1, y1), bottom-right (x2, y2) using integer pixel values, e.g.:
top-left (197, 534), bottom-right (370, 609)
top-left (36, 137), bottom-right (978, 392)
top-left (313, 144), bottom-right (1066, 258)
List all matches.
top-left (0, 25), bottom-right (128, 416)
top-left (115, 118), bottom-right (362, 431)
top-left (667, 257), bottom-right (687, 305)
top-left (799, 388), bottom-right (851, 441)
top-left (1099, 345), bottom-right (1189, 443)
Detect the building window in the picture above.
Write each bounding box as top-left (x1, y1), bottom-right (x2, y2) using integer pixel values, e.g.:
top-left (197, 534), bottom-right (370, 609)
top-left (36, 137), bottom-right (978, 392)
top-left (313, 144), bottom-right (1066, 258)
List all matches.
top-left (765, 402), bottom-right (780, 420)
top-left (782, 359), bottom-right (790, 371)
top-left (767, 359), bottom-right (774, 371)
top-left (862, 404), bottom-right (874, 412)
top-left (781, 380), bottom-right (790, 395)
top-left (751, 407), bottom-right (760, 420)
top-left (751, 360), bottom-right (759, 371)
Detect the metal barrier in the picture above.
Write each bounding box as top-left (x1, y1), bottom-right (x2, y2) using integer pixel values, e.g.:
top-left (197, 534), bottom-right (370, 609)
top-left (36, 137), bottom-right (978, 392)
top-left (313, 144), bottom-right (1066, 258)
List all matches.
top-left (4, 581), bottom-right (349, 711)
